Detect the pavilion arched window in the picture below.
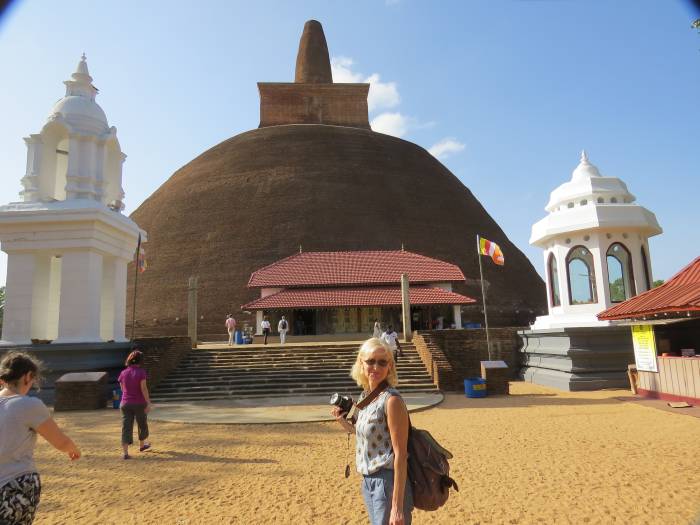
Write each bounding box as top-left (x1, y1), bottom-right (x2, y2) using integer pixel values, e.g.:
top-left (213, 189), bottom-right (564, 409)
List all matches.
top-left (566, 246), bottom-right (597, 305)
top-left (547, 253), bottom-right (561, 307)
top-left (606, 243), bottom-right (636, 302)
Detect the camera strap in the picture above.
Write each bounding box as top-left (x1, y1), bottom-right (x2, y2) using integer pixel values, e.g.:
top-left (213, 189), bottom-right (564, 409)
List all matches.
top-left (349, 380), bottom-right (389, 424)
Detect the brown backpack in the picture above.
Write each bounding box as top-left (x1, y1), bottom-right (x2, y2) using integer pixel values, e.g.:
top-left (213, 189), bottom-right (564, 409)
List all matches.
top-left (353, 382), bottom-right (458, 511)
top-left (407, 423), bottom-right (459, 511)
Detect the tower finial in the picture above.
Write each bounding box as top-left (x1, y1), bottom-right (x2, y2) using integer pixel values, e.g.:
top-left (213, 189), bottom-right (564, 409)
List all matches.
top-left (295, 20), bottom-right (333, 83)
top-left (580, 150), bottom-right (588, 163)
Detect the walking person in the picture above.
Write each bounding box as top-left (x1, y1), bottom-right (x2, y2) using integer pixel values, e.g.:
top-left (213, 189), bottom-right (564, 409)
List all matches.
top-left (225, 314), bottom-right (237, 346)
top-left (278, 316), bottom-right (289, 344)
top-left (261, 316), bottom-right (271, 345)
top-left (118, 350), bottom-right (152, 460)
top-left (372, 319), bottom-right (382, 339)
top-left (381, 325), bottom-right (403, 361)
top-left (331, 338), bottom-right (413, 525)
top-left (1, 352), bottom-right (81, 525)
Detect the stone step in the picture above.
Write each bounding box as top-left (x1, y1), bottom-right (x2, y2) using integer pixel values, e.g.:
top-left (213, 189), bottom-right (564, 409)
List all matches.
top-left (150, 342), bottom-right (434, 402)
top-left (153, 379), bottom-right (431, 392)
top-left (151, 383), bottom-right (438, 402)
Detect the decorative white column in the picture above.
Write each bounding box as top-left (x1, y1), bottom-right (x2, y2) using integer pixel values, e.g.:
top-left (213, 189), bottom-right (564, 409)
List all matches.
top-left (1, 253), bottom-right (36, 344)
top-left (56, 251), bottom-right (103, 342)
top-left (112, 258), bottom-right (128, 342)
top-left (20, 135), bottom-right (42, 202)
top-left (452, 304), bottom-right (462, 329)
top-left (256, 310), bottom-right (264, 334)
top-left (100, 256), bottom-right (115, 341)
top-left (30, 255), bottom-right (52, 340)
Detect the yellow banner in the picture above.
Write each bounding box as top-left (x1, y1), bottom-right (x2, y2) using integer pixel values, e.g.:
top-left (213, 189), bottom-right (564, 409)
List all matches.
top-left (631, 325), bottom-right (658, 373)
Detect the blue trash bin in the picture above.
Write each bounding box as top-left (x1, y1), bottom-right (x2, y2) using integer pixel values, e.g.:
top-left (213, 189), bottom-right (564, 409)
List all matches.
top-left (234, 330), bottom-right (243, 345)
top-left (464, 378), bottom-right (487, 398)
top-left (112, 388), bottom-right (122, 409)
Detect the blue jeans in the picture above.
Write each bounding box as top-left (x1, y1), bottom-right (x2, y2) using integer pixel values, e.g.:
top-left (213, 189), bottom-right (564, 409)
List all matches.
top-left (361, 468), bottom-right (413, 525)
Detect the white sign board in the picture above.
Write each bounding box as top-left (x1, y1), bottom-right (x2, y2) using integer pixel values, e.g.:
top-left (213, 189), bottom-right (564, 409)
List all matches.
top-left (631, 325), bottom-right (658, 373)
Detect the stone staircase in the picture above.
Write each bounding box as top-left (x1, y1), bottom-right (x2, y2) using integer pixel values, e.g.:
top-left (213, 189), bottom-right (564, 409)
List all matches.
top-left (151, 342), bottom-right (438, 402)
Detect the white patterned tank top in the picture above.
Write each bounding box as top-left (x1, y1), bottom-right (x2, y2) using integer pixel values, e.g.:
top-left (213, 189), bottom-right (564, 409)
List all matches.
top-left (355, 387), bottom-right (401, 475)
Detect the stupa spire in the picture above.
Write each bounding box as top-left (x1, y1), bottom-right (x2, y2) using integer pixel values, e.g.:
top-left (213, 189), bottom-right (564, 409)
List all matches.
top-left (64, 53), bottom-right (97, 100)
top-left (295, 20), bottom-right (333, 83)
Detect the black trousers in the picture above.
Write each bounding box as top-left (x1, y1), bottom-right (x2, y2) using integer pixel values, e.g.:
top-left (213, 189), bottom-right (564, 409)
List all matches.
top-left (263, 328), bottom-right (270, 344)
top-left (121, 403), bottom-right (149, 445)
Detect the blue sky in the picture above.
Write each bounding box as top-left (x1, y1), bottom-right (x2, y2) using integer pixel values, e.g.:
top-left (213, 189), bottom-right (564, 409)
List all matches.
top-left (1, 0), bottom-right (698, 287)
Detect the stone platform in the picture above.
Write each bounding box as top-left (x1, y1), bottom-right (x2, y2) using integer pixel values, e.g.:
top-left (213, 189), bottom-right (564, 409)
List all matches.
top-left (519, 326), bottom-right (634, 391)
top-left (149, 391), bottom-right (444, 424)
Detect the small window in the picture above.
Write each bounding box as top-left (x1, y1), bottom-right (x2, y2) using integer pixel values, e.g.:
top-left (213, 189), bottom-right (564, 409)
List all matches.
top-left (597, 197), bottom-right (604, 204)
top-left (580, 199), bottom-right (588, 206)
top-left (566, 246), bottom-right (597, 305)
top-left (606, 243), bottom-right (636, 302)
top-left (610, 197), bottom-right (618, 203)
top-left (567, 202), bottom-right (574, 209)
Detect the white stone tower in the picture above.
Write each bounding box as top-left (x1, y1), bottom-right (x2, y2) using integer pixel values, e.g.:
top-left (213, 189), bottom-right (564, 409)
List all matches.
top-left (530, 151), bottom-right (661, 329)
top-left (0, 55), bottom-right (144, 344)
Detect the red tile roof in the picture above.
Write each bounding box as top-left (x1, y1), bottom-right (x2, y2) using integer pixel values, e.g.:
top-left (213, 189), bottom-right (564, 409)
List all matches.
top-left (242, 286), bottom-right (476, 310)
top-left (247, 250), bottom-right (466, 288)
top-left (598, 256), bottom-right (700, 320)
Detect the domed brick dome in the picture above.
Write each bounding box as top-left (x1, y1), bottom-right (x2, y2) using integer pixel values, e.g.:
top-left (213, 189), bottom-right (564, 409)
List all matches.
top-left (127, 21), bottom-right (545, 337)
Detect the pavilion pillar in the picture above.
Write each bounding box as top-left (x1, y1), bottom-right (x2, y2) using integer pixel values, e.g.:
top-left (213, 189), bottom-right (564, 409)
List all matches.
top-left (453, 304), bottom-right (462, 329)
top-left (56, 250), bottom-right (103, 343)
top-left (1, 253), bottom-right (36, 344)
top-left (256, 311), bottom-right (264, 334)
top-left (400, 273), bottom-right (412, 342)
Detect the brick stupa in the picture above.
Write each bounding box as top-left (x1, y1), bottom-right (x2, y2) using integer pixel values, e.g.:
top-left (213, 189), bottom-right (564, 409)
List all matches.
top-left (127, 20), bottom-right (546, 338)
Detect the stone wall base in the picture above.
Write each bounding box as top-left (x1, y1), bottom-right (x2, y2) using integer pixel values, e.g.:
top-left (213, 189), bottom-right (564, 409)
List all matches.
top-left (519, 326), bottom-right (634, 391)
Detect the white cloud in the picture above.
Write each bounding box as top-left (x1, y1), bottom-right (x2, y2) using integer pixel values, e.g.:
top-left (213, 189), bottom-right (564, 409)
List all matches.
top-left (330, 57), bottom-right (400, 113)
top-left (330, 56), bottom-right (364, 83)
top-left (428, 138), bottom-right (466, 160)
top-left (370, 112), bottom-right (409, 138)
top-left (331, 56), bottom-right (463, 152)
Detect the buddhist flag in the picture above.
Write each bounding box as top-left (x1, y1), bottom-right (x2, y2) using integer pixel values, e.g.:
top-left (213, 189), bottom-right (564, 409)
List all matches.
top-left (478, 236), bottom-right (504, 266)
top-left (135, 233), bottom-right (147, 273)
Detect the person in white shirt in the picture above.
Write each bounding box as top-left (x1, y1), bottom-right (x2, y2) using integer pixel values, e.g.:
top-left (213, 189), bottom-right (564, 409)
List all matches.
top-left (372, 319), bottom-right (382, 338)
top-left (278, 316), bottom-right (289, 344)
top-left (380, 325), bottom-right (403, 361)
top-left (225, 314), bottom-right (236, 346)
top-left (261, 317), bottom-right (271, 345)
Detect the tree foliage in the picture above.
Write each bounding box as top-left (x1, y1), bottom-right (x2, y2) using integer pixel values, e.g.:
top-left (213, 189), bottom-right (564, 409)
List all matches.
top-left (653, 279), bottom-right (664, 288)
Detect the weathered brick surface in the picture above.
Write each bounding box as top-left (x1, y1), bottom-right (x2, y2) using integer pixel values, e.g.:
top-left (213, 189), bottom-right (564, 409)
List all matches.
top-left (133, 336), bottom-right (193, 390)
top-left (54, 372), bottom-right (108, 411)
top-left (412, 328), bottom-right (523, 392)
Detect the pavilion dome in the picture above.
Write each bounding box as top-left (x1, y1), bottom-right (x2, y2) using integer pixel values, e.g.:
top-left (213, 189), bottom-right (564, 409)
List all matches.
top-left (47, 55), bottom-right (109, 134)
top-left (545, 151), bottom-right (635, 212)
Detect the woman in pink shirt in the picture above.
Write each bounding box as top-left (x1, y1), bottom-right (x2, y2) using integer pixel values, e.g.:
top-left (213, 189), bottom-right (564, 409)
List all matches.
top-left (118, 350), bottom-right (151, 460)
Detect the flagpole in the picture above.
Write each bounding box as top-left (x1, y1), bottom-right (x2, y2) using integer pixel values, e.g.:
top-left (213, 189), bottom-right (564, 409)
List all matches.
top-left (130, 234), bottom-right (141, 341)
top-left (477, 235), bottom-right (492, 361)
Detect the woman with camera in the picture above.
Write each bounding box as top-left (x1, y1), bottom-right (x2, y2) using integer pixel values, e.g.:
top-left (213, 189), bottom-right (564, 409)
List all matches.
top-left (331, 338), bottom-right (413, 525)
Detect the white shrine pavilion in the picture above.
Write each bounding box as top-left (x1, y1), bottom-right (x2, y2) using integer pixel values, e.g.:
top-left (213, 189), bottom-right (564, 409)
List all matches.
top-left (0, 55), bottom-right (143, 345)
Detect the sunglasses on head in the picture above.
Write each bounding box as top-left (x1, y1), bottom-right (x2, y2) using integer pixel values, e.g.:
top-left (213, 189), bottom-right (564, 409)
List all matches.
top-left (364, 358), bottom-right (389, 367)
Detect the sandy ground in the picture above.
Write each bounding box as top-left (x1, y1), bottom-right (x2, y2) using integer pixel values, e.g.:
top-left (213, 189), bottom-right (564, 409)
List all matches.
top-left (32, 382), bottom-right (700, 525)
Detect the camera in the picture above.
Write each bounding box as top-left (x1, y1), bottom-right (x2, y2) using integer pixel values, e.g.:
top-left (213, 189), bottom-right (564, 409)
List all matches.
top-left (329, 392), bottom-right (354, 415)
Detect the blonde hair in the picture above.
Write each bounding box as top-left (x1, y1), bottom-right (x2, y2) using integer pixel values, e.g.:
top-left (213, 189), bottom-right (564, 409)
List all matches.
top-left (350, 337), bottom-right (398, 391)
